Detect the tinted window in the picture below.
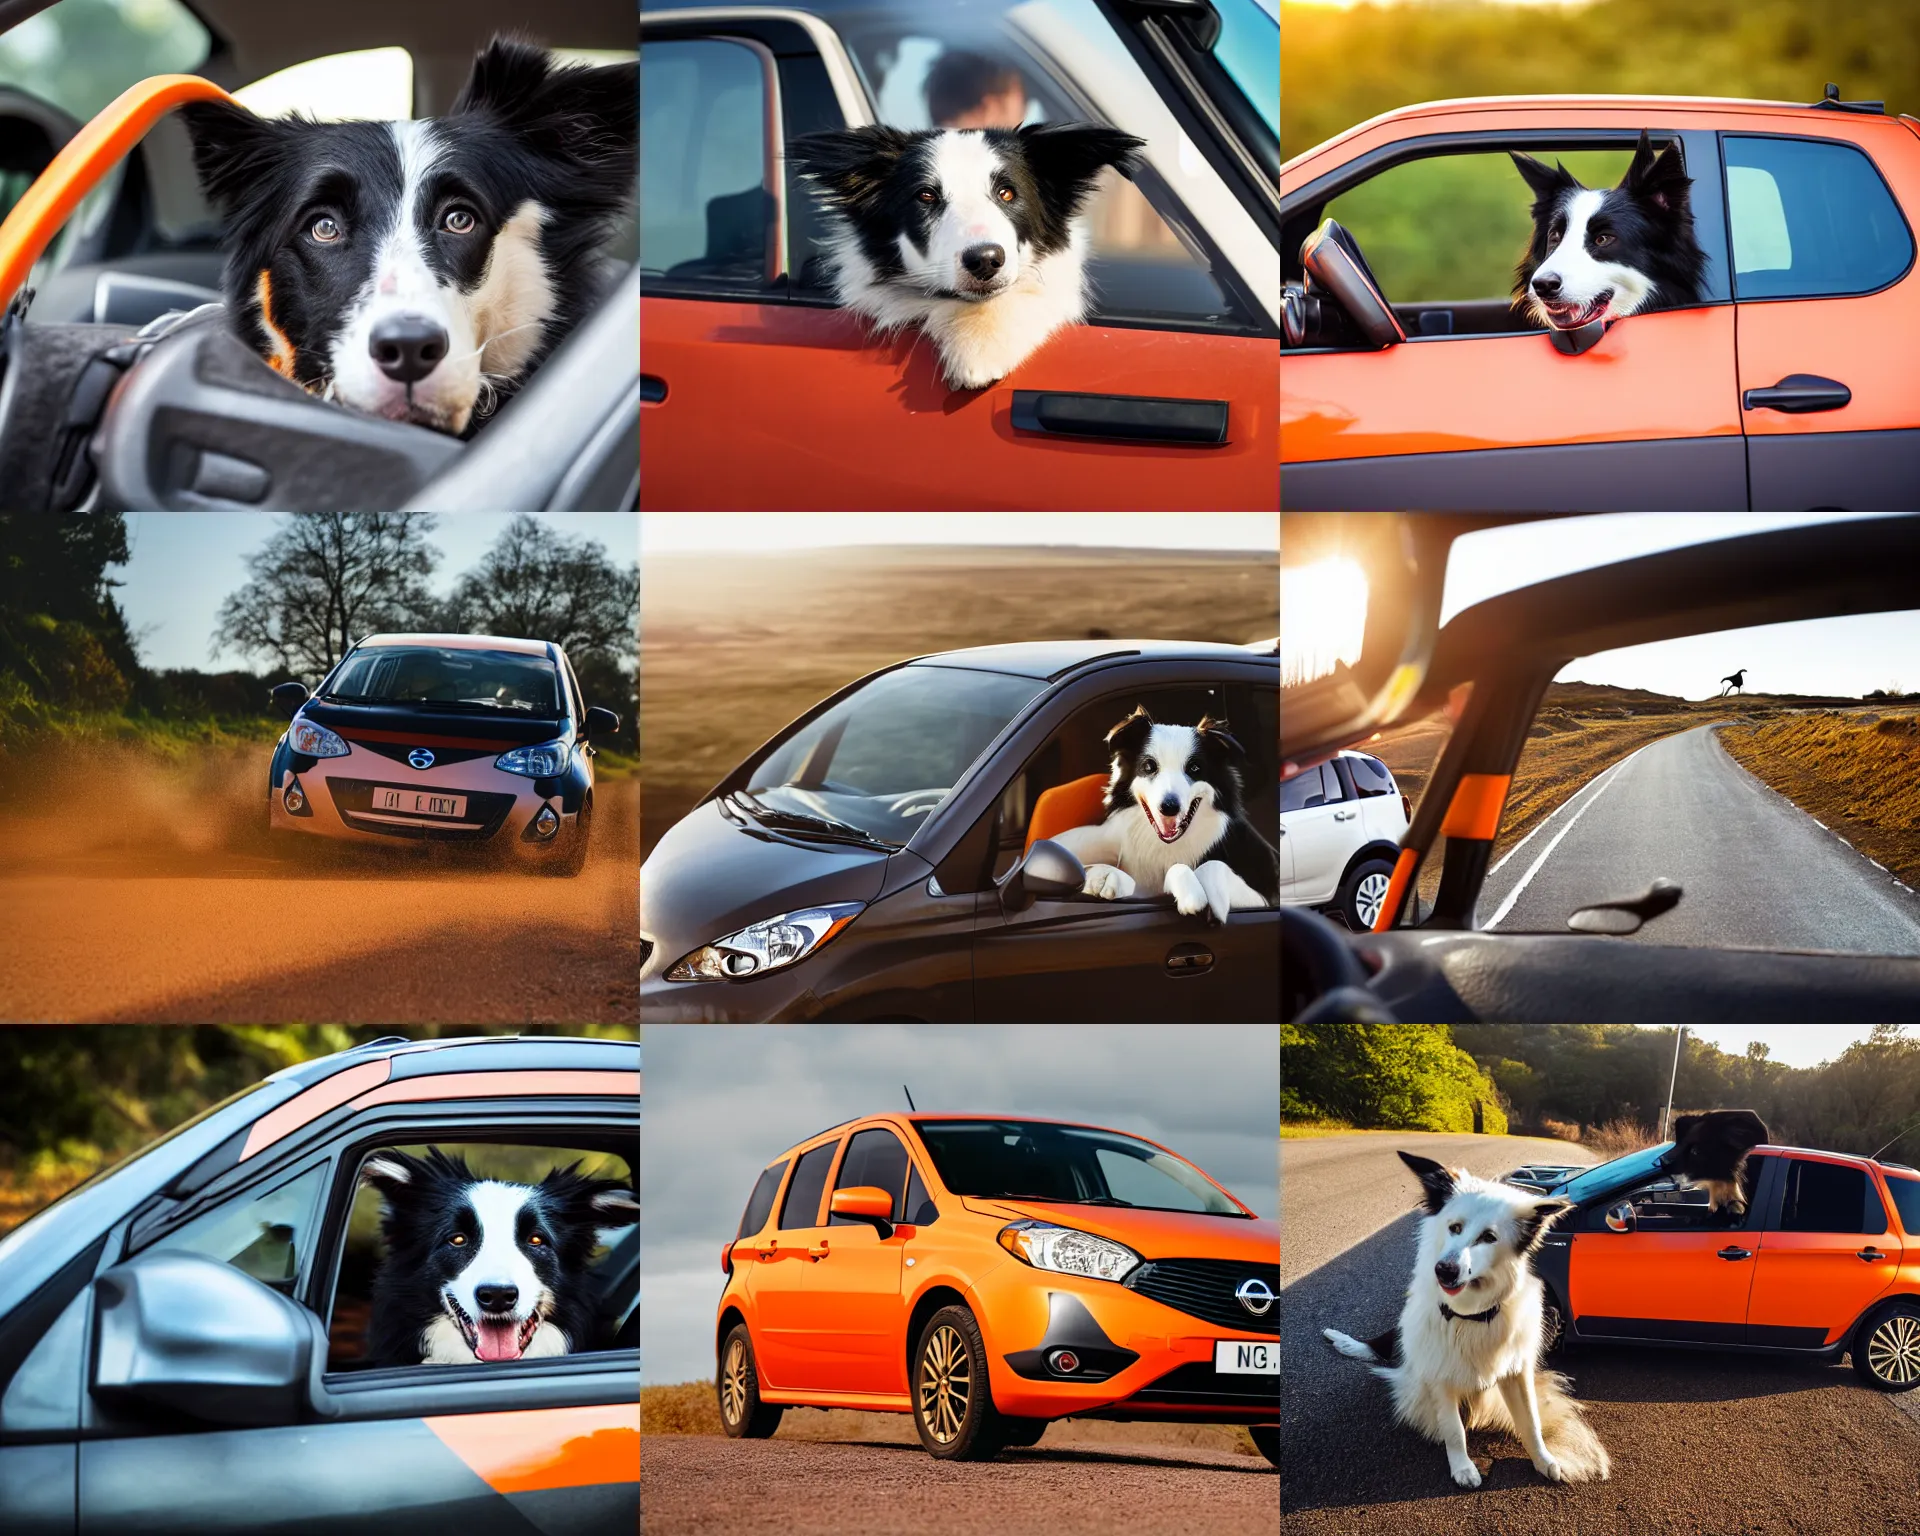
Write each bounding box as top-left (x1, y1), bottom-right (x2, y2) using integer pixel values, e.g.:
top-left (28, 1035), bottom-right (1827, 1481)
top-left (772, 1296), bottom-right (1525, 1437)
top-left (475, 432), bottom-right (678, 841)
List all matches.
top-left (1281, 762), bottom-right (1343, 814)
top-left (1779, 1159), bottom-right (1885, 1234)
top-left (139, 1164), bottom-right (325, 1286)
top-left (641, 39), bottom-right (769, 287)
top-left (779, 1142), bottom-right (838, 1229)
top-left (905, 1164), bottom-right (939, 1226)
top-left (1347, 755), bottom-right (1395, 797)
top-left (915, 1120), bottom-right (1243, 1215)
top-left (326, 647), bottom-right (559, 715)
top-left (1726, 136), bottom-right (1913, 299)
top-left (737, 1160), bottom-right (787, 1239)
top-left (831, 1130), bottom-right (911, 1225)
top-left (1886, 1175), bottom-right (1920, 1235)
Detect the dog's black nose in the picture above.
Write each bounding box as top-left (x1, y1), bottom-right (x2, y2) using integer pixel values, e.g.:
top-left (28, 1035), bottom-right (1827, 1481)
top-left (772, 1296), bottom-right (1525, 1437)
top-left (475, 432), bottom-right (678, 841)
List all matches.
top-left (961, 243), bottom-right (1006, 280)
top-left (474, 1284), bottom-right (518, 1314)
top-left (369, 314), bottom-right (449, 383)
top-left (1434, 1260), bottom-right (1461, 1285)
top-left (1159, 794), bottom-right (1182, 817)
top-left (1531, 272), bottom-right (1561, 298)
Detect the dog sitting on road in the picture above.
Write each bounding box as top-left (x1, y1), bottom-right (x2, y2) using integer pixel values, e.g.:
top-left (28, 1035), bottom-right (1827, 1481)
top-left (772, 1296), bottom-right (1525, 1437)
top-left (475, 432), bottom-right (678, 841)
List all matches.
top-left (1664, 1109), bottom-right (1770, 1217)
top-left (1322, 1152), bottom-right (1611, 1488)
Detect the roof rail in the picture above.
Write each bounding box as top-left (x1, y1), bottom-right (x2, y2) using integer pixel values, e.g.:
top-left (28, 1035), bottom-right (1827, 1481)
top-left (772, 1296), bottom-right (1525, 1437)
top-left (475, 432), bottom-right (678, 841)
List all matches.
top-left (1810, 82), bottom-right (1884, 115)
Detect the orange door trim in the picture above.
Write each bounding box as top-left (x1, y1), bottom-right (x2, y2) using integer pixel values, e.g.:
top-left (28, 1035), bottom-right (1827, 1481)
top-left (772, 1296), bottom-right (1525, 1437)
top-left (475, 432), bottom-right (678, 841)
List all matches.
top-left (352, 1070), bottom-right (641, 1108)
top-left (424, 1403), bottom-right (639, 1493)
top-left (1372, 847), bottom-right (1419, 933)
top-left (1441, 773), bottom-right (1511, 841)
top-left (239, 1060), bottom-right (392, 1161)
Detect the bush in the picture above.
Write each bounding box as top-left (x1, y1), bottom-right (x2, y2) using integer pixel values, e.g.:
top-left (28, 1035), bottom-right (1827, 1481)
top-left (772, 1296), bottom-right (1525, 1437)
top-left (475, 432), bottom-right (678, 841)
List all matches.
top-left (1538, 1118), bottom-right (1584, 1144)
top-left (1286, 1024), bottom-right (1507, 1134)
top-left (1584, 1116), bottom-right (1656, 1159)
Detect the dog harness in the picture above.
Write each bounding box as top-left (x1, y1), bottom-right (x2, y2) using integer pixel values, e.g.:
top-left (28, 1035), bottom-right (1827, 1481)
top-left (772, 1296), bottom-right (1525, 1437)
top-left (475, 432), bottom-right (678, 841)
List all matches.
top-left (1439, 1302), bottom-right (1501, 1324)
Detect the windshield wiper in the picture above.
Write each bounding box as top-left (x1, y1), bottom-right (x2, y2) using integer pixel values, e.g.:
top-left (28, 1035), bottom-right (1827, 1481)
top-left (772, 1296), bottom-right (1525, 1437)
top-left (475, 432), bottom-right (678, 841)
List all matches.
top-left (318, 692), bottom-right (386, 704)
top-left (726, 791), bottom-right (892, 848)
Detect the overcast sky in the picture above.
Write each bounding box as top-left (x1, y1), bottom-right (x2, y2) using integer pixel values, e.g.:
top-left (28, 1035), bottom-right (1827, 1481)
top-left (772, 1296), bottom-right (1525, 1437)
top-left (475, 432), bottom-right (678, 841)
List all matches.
top-left (640, 1024), bottom-right (1279, 1386)
top-left (117, 513), bottom-right (638, 673)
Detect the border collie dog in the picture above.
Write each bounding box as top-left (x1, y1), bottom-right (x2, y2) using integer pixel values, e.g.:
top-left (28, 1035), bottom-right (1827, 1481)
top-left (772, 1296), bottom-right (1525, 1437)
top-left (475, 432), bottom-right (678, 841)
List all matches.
top-left (180, 39), bottom-right (636, 436)
top-left (790, 122), bottom-right (1145, 390)
top-left (1666, 1109), bottom-right (1771, 1217)
top-left (360, 1148), bottom-right (637, 1366)
top-left (1510, 130), bottom-right (1707, 331)
top-left (1054, 708), bottom-right (1279, 924)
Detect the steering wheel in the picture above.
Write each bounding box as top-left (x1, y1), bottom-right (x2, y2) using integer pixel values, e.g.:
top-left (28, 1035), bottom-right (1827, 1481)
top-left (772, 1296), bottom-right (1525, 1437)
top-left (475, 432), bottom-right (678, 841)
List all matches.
top-left (1299, 219), bottom-right (1406, 349)
top-left (1281, 904), bottom-right (1399, 1023)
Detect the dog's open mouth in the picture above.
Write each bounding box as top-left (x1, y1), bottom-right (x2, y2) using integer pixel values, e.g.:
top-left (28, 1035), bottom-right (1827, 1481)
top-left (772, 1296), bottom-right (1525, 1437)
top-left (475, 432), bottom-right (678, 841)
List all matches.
top-left (1539, 292), bottom-right (1611, 330)
top-left (1439, 1281), bottom-right (1465, 1297)
top-left (445, 1294), bottom-right (539, 1362)
top-left (1140, 796), bottom-right (1200, 844)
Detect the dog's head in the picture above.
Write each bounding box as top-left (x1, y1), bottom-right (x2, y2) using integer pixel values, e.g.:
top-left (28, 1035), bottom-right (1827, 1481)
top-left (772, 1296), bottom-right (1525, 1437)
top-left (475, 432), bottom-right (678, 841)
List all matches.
top-left (1400, 1151), bottom-right (1570, 1311)
top-left (790, 122), bottom-right (1142, 301)
top-left (1509, 130), bottom-right (1695, 330)
top-left (181, 38), bottom-right (636, 434)
top-left (1665, 1109), bottom-right (1770, 1208)
top-left (361, 1148), bottom-right (637, 1362)
top-left (1102, 707), bottom-right (1246, 842)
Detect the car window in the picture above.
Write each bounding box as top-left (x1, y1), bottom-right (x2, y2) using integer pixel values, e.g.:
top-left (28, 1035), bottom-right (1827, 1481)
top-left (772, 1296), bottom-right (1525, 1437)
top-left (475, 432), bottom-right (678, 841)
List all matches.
top-left (641, 38), bottom-right (769, 289)
top-left (0, 0), bottom-right (208, 122)
top-left (325, 646), bottom-right (561, 715)
top-left (1725, 136), bottom-right (1914, 300)
top-left (138, 1164), bottom-right (326, 1289)
top-left (737, 1160), bottom-right (788, 1238)
top-left (233, 48), bottom-right (412, 121)
top-left (1885, 1175), bottom-right (1920, 1235)
top-left (1281, 761), bottom-right (1344, 814)
top-left (1093, 1145), bottom-right (1212, 1213)
top-left (1347, 754), bottom-right (1395, 797)
top-left (905, 1163), bottom-right (939, 1225)
top-left (830, 1129), bottom-right (911, 1225)
top-left (915, 1120), bottom-right (1244, 1215)
top-left (1213, 0), bottom-right (1279, 139)
top-left (1779, 1159), bottom-right (1886, 1235)
top-left (778, 1141), bottom-right (839, 1229)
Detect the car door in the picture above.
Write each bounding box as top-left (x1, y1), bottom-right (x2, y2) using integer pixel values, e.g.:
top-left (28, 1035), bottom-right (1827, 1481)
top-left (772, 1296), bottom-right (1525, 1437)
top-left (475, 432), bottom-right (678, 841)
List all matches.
top-left (1281, 124), bottom-right (1747, 510)
top-left (640, 12), bottom-right (1277, 512)
top-left (1747, 1156), bottom-right (1900, 1348)
top-left (742, 1138), bottom-right (841, 1391)
top-left (1279, 762), bottom-right (1353, 906)
top-left (1724, 127), bottom-right (1920, 509)
top-left (1567, 1175), bottom-right (1761, 1344)
top-left (815, 1128), bottom-right (913, 1394)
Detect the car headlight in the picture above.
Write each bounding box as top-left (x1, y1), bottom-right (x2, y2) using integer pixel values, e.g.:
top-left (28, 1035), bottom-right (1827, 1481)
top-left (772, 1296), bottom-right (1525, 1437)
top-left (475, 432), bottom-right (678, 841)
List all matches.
top-left (996, 1220), bottom-right (1141, 1282)
top-left (665, 902), bottom-right (864, 981)
top-left (495, 739), bottom-right (570, 777)
top-left (288, 719), bottom-right (350, 758)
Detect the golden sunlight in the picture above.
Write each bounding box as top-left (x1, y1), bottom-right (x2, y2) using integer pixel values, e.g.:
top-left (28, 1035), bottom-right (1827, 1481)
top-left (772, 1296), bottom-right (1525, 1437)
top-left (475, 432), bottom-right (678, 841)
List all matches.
top-left (1281, 557), bottom-right (1368, 686)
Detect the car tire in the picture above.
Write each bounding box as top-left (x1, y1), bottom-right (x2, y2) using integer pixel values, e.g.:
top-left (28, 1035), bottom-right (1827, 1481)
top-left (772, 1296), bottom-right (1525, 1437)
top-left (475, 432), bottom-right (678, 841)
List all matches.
top-left (717, 1325), bottom-right (784, 1437)
top-left (546, 797), bottom-right (593, 878)
top-left (998, 1417), bottom-right (1047, 1449)
top-left (912, 1305), bottom-right (1009, 1460)
top-left (1250, 1425), bottom-right (1278, 1467)
top-left (1336, 857), bottom-right (1397, 931)
top-left (1851, 1300), bottom-right (1920, 1392)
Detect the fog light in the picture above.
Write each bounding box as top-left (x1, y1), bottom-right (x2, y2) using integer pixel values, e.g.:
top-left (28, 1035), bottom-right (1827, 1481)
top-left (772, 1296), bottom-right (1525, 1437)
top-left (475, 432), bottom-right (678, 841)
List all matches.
top-left (283, 778), bottom-right (308, 816)
top-left (531, 804), bottom-right (560, 840)
top-left (1049, 1349), bottom-right (1080, 1375)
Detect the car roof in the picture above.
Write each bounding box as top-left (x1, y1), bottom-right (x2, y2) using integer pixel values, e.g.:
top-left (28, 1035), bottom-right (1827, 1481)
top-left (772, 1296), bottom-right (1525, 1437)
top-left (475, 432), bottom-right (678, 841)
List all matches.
top-left (274, 1032), bottom-right (636, 1087)
top-left (353, 633), bottom-right (556, 656)
top-left (907, 639), bottom-right (1279, 681)
top-left (773, 1110), bottom-right (1155, 1158)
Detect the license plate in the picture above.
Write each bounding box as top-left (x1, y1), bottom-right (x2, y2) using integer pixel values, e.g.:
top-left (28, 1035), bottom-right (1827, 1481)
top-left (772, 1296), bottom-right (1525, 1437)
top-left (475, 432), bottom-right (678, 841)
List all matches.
top-left (372, 787), bottom-right (467, 818)
top-left (1215, 1340), bottom-right (1277, 1374)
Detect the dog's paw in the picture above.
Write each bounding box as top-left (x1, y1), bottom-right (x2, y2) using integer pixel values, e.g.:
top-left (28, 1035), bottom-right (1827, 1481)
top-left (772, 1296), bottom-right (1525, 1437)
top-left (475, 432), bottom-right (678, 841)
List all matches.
top-left (1533, 1452), bottom-right (1565, 1483)
top-left (1167, 864), bottom-right (1207, 915)
top-left (1449, 1458), bottom-right (1483, 1489)
top-left (1082, 864), bottom-right (1135, 901)
top-left (944, 362), bottom-right (1008, 391)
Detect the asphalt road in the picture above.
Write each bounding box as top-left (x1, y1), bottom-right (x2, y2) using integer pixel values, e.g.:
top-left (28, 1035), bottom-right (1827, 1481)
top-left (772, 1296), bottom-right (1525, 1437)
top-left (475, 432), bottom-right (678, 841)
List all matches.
top-left (1283, 1134), bottom-right (1920, 1535)
top-left (1477, 724), bottom-right (1920, 955)
top-left (644, 1435), bottom-right (1277, 1536)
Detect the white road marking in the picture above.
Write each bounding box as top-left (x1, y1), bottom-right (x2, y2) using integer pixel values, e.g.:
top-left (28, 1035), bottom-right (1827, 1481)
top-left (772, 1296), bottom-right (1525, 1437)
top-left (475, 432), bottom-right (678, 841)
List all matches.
top-left (1483, 747), bottom-right (1647, 931)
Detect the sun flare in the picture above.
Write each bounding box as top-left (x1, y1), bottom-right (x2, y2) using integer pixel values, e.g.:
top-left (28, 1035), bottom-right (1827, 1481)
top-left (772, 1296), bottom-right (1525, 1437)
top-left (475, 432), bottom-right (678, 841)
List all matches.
top-left (1282, 558), bottom-right (1369, 686)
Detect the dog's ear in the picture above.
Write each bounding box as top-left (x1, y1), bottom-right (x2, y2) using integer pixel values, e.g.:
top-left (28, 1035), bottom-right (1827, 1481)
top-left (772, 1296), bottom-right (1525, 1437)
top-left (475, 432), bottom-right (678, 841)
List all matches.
top-left (535, 1163), bottom-right (640, 1228)
top-left (1397, 1151), bottom-right (1456, 1215)
top-left (359, 1150), bottom-right (431, 1202)
top-left (451, 38), bottom-right (635, 188)
top-left (1516, 1199), bottom-right (1572, 1254)
top-left (790, 126), bottom-right (921, 211)
top-left (1196, 715), bottom-right (1247, 761)
top-left (179, 100), bottom-right (292, 214)
top-left (1015, 122), bottom-right (1148, 222)
top-left (1622, 130), bottom-right (1691, 214)
top-left (1105, 705), bottom-right (1155, 758)
top-left (1509, 150), bottom-right (1574, 207)
top-left (1670, 1113), bottom-right (1701, 1144)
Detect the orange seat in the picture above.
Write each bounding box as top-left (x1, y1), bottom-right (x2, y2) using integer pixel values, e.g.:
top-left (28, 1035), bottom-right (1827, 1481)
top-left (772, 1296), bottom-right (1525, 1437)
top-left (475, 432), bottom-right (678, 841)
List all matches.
top-left (1025, 773), bottom-right (1109, 852)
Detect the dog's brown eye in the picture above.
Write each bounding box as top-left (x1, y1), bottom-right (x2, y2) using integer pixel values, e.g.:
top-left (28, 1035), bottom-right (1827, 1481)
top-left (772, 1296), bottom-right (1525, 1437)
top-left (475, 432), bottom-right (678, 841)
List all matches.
top-left (449, 1234), bottom-right (467, 1246)
top-left (1593, 232), bottom-right (1614, 247)
top-left (1448, 1223), bottom-right (1462, 1234)
top-left (1479, 1230), bottom-right (1497, 1244)
top-left (1141, 758), bottom-right (1156, 774)
top-left (529, 1233), bottom-right (544, 1245)
top-left (444, 208), bottom-right (476, 235)
top-left (996, 185), bottom-right (1015, 203)
top-left (917, 189), bottom-right (938, 204)
top-left (310, 216), bottom-right (342, 243)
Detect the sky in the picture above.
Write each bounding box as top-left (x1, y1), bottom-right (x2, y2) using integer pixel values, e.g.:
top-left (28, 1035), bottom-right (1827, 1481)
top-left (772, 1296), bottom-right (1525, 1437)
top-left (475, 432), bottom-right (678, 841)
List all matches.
top-left (1636, 1024), bottom-right (1901, 1070)
top-left (116, 514), bottom-right (638, 673)
top-left (639, 1024), bottom-right (1279, 1386)
top-left (640, 513), bottom-right (1279, 555)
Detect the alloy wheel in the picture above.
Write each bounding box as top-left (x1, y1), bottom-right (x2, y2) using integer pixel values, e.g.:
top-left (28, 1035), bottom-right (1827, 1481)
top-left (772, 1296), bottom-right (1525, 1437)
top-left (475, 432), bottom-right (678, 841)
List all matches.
top-left (722, 1337), bottom-right (749, 1423)
top-left (1868, 1314), bottom-right (1920, 1385)
top-left (919, 1323), bottom-right (971, 1444)
top-left (1355, 871), bottom-right (1390, 928)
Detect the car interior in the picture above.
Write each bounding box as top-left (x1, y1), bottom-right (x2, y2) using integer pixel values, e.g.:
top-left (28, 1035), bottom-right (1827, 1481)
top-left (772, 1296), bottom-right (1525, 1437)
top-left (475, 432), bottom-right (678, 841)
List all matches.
top-left (0, 0), bottom-right (637, 510)
top-left (1282, 514), bottom-right (1920, 1024)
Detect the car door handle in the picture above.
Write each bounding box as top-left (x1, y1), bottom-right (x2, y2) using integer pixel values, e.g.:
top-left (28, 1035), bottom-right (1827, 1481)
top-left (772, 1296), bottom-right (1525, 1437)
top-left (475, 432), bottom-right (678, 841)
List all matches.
top-left (1858, 1247), bottom-right (1886, 1262)
top-left (1166, 943), bottom-right (1214, 976)
top-left (1742, 373), bottom-right (1850, 413)
top-left (807, 1241), bottom-right (831, 1260)
top-left (641, 374), bottom-right (667, 404)
top-left (1717, 1246), bottom-right (1751, 1261)
top-left (1332, 811), bottom-right (1356, 821)
top-left (1010, 390), bottom-right (1229, 446)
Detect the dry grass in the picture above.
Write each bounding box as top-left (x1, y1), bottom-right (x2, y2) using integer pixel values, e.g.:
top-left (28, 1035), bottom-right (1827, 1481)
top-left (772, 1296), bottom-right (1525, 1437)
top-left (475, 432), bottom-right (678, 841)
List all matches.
top-left (1719, 709), bottom-right (1920, 889)
top-left (1582, 1116), bottom-right (1657, 1159)
top-left (1536, 1118), bottom-right (1585, 1145)
top-left (640, 547), bottom-right (1277, 860)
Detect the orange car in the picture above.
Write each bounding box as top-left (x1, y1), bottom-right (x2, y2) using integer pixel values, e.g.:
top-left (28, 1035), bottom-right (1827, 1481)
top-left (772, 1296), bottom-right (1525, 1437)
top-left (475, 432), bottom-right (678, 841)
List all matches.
top-left (713, 1113), bottom-right (1279, 1463)
top-left (1281, 90), bottom-right (1920, 510)
top-left (1517, 1140), bottom-right (1920, 1391)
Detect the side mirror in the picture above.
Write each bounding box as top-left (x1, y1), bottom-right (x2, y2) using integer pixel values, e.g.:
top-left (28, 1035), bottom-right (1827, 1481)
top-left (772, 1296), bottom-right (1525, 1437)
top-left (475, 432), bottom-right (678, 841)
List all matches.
top-left (1604, 1201), bottom-right (1636, 1234)
top-left (582, 706), bottom-right (621, 740)
top-left (270, 681), bottom-right (310, 719)
top-left (830, 1186), bottom-right (895, 1239)
top-left (92, 1252), bottom-right (314, 1426)
top-left (998, 838), bottom-right (1085, 913)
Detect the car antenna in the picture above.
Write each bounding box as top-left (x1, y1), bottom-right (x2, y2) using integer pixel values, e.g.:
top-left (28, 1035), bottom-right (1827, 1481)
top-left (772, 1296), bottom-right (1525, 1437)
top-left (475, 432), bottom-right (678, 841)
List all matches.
top-left (1871, 1111), bottom-right (1920, 1162)
top-left (904, 1085), bottom-right (917, 1112)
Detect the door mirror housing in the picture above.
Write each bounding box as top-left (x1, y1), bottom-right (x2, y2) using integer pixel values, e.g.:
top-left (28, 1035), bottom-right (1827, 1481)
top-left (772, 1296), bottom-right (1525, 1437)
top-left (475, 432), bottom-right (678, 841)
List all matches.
top-left (830, 1186), bottom-right (896, 1238)
top-left (998, 838), bottom-right (1085, 913)
top-left (1604, 1201), bottom-right (1637, 1234)
top-left (582, 706), bottom-right (621, 740)
top-left (92, 1252), bottom-right (316, 1426)
top-left (270, 681), bottom-right (310, 719)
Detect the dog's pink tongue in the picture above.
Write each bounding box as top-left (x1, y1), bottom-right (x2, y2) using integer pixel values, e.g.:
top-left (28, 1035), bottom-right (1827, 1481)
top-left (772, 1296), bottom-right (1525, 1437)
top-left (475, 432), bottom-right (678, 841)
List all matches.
top-left (475, 1319), bottom-right (522, 1362)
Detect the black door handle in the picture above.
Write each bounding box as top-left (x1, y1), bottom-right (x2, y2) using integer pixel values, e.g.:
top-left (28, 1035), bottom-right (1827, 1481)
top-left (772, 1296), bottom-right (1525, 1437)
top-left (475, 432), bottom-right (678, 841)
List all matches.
top-left (1011, 390), bottom-right (1229, 446)
top-left (1742, 373), bottom-right (1850, 413)
top-left (1858, 1247), bottom-right (1885, 1262)
top-left (1716, 1246), bottom-right (1751, 1261)
top-left (641, 375), bottom-right (668, 403)
top-left (1166, 943), bottom-right (1214, 976)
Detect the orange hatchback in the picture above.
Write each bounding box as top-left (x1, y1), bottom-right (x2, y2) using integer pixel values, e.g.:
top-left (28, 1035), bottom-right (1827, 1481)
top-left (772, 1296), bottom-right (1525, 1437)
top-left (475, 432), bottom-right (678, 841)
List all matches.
top-left (713, 1114), bottom-right (1278, 1464)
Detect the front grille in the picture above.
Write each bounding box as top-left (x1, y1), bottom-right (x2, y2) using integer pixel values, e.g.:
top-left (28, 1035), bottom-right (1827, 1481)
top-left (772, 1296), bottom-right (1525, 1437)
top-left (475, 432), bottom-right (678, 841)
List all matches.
top-left (1127, 1360), bottom-right (1279, 1407)
top-left (324, 778), bottom-right (518, 841)
top-left (1126, 1258), bottom-right (1279, 1335)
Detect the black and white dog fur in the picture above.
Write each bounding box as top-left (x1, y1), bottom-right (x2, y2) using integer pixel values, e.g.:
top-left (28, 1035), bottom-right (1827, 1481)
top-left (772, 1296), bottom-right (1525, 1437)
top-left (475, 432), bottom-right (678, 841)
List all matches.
top-left (180, 39), bottom-right (636, 436)
top-left (1053, 708), bottom-right (1279, 923)
top-left (1511, 130), bottom-right (1707, 331)
top-left (1323, 1153), bottom-right (1611, 1488)
top-left (790, 122), bottom-right (1144, 390)
top-left (1666, 1109), bottom-right (1770, 1218)
top-left (360, 1148), bottom-right (637, 1366)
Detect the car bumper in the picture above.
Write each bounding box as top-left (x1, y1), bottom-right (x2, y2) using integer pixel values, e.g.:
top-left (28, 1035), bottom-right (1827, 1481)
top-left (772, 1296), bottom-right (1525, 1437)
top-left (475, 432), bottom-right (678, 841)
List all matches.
top-left (270, 750), bottom-right (580, 858)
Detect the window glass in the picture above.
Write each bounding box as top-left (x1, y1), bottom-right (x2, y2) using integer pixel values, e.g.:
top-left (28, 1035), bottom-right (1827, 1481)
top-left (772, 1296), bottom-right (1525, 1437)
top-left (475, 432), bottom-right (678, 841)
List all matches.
top-left (1347, 755), bottom-right (1395, 798)
top-left (1726, 136), bottom-right (1913, 300)
top-left (916, 1120), bottom-right (1242, 1215)
top-left (830, 1129), bottom-right (911, 1224)
top-left (641, 39), bottom-right (768, 286)
top-left (234, 48), bottom-right (412, 121)
top-left (1779, 1159), bottom-right (1884, 1235)
top-left (778, 1141), bottom-right (838, 1229)
top-left (1094, 1146), bottom-right (1210, 1212)
top-left (905, 1164), bottom-right (939, 1225)
top-left (141, 1164), bottom-right (326, 1286)
top-left (1885, 1175), bottom-right (1920, 1235)
top-left (1282, 761), bottom-right (1343, 813)
top-left (1214, 0), bottom-right (1279, 138)
top-left (737, 1160), bottom-right (787, 1238)
top-left (326, 646), bottom-right (560, 714)
top-left (0, 0), bottom-right (208, 121)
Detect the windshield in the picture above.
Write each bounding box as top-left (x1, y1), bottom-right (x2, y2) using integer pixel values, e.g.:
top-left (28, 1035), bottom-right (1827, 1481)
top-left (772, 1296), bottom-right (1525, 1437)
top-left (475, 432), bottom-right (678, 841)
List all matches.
top-left (743, 664), bottom-right (1043, 848)
top-left (1558, 1143), bottom-right (1673, 1204)
top-left (915, 1120), bottom-right (1248, 1216)
top-left (324, 647), bottom-right (562, 715)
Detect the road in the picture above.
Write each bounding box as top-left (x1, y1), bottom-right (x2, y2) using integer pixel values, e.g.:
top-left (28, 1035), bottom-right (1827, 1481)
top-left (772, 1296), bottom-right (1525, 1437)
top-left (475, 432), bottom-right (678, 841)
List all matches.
top-left (1283, 1134), bottom-right (1920, 1535)
top-left (0, 777), bottom-right (638, 1024)
top-left (1478, 724), bottom-right (1920, 954)
top-left (644, 1435), bottom-right (1276, 1536)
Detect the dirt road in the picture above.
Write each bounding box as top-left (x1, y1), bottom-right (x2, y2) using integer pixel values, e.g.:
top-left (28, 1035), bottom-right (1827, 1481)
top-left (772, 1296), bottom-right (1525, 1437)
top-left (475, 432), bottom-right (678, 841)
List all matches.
top-left (0, 747), bottom-right (637, 1023)
top-left (643, 1435), bottom-right (1276, 1536)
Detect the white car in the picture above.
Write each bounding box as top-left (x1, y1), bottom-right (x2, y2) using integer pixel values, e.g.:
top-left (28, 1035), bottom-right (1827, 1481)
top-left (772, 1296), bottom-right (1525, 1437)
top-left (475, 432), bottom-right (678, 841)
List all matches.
top-left (1280, 750), bottom-right (1410, 930)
